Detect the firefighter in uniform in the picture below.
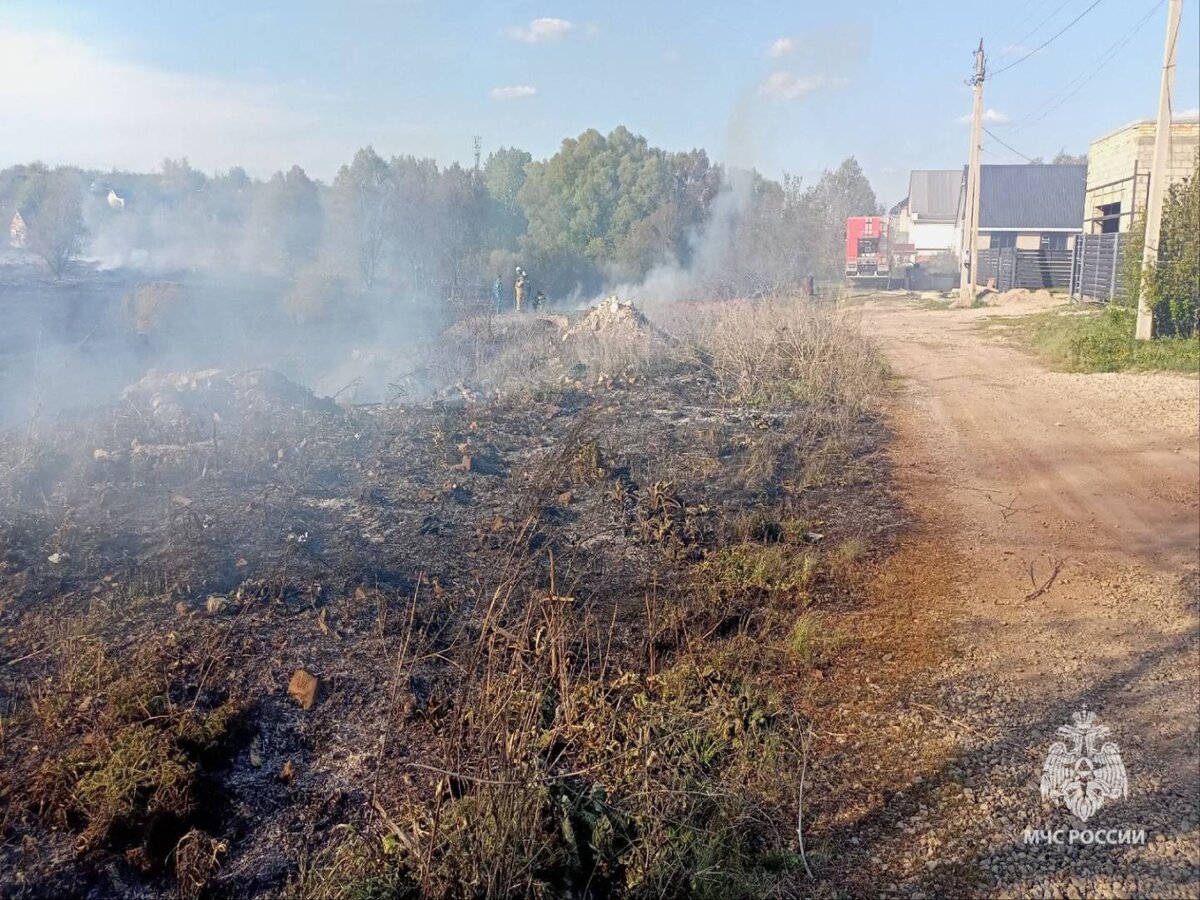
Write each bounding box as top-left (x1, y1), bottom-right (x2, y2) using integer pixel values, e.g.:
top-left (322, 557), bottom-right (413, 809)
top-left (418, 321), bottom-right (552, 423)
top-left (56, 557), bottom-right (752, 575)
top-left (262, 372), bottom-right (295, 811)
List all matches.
top-left (514, 267), bottom-right (527, 312)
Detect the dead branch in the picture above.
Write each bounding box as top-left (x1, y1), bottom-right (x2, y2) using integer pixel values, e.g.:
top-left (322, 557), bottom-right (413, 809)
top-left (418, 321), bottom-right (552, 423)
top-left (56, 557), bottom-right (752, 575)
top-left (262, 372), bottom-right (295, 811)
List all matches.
top-left (1025, 556), bottom-right (1065, 601)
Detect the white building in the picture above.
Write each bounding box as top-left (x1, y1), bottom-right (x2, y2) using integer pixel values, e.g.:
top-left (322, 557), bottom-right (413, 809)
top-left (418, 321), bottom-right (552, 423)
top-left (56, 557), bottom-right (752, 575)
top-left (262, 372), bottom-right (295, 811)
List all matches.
top-left (892, 170), bottom-right (962, 263)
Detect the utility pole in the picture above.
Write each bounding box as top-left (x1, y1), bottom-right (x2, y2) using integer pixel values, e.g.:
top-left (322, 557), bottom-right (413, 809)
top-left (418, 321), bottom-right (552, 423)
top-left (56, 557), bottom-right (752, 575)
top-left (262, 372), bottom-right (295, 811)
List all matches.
top-left (958, 40), bottom-right (986, 307)
top-left (473, 136), bottom-right (482, 173)
top-left (1135, 0), bottom-right (1182, 341)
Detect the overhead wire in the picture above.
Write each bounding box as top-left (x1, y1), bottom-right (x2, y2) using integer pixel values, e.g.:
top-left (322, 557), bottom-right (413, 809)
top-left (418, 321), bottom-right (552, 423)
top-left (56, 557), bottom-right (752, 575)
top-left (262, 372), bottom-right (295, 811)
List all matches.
top-left (1005, 0), bottom-right (1164, 135)
top-left (990, 0), bottom-right (1107, 77)
top-left (1007, 0), bottom-right (1075, 52)
top-left (982, 127), bottom-right (1035, 162)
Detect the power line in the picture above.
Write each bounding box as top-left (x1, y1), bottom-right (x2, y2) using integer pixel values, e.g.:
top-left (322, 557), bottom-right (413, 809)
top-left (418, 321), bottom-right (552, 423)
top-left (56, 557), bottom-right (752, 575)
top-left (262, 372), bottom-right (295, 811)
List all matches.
top-left (990, 0), bottom-right (1107, 77)
top-left (1009, 0), bottom-right (1075, 51)
top-left (983, 127), bottom-right (1035, 162)
top-left (1007, 0), bottom-right (1164, 134)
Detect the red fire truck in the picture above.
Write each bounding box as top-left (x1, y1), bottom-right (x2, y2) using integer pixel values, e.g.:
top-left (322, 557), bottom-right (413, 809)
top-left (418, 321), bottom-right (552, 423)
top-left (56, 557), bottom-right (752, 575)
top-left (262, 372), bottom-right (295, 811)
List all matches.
top-left (845, 215), bottom-right (891, 283)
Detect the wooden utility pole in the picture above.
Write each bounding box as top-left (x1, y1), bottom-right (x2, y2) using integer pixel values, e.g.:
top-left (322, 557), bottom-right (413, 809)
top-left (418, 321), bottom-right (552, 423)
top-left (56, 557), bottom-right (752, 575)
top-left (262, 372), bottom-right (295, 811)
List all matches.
top-left (1135, 0), bottom-right (1182, 340)
top-left (958, 40), bottom-right (986, 307)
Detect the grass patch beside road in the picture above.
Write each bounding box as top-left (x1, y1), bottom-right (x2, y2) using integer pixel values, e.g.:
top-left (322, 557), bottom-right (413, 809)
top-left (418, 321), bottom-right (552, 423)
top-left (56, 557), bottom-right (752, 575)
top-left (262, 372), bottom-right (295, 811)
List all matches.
top-left (1004, 304), bottom-right (1199, 374)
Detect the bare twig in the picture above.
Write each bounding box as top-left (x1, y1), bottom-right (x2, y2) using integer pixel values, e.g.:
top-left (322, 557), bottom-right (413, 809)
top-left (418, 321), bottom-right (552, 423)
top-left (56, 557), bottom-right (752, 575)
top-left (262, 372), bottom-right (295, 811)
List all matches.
top-left (1025, 556), bottom-right (1065, 601)
top-left (796, 719), bottom-right (815, 880)
top-left (911, 701), bottom-right (992, 743)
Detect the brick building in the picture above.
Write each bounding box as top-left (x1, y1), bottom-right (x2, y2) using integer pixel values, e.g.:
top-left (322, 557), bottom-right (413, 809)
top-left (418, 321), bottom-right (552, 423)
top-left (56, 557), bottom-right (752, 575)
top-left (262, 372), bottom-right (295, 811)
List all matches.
top-left (1083, 117), bottom-right (1200, 234)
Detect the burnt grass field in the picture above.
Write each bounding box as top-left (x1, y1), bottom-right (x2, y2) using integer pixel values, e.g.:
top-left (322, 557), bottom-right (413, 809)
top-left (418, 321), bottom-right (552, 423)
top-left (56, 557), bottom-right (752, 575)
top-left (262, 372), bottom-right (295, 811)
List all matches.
top-left (0, 296), bottom-right (909, 898)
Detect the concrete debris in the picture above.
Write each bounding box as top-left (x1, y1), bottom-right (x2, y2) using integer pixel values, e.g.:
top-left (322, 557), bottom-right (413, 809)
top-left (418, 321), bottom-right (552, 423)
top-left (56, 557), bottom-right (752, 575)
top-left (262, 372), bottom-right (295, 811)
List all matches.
top-left (563, 297), bottom-right (654, 341)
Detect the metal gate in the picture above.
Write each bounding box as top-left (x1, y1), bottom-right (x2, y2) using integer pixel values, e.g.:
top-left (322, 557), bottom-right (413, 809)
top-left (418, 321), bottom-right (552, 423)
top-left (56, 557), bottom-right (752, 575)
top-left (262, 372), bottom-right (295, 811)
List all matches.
top-left (976, 248), bottom-right (1074, 292)
top-left (1069, 233), bottom-right (1129, 303)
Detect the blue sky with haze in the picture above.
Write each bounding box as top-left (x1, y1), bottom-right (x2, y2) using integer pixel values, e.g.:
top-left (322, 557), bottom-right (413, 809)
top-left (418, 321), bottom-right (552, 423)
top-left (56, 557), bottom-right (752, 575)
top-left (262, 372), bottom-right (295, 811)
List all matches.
top-left (2, 0), bottom-right (1197, 203)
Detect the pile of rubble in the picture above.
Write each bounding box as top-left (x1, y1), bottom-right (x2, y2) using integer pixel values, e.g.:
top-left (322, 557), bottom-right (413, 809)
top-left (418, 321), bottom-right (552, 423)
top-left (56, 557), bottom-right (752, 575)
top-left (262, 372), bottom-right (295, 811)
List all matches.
top-left (122, 368), bottom-right (337, 436)
top-left (563, 296), bottom-right (657, 341)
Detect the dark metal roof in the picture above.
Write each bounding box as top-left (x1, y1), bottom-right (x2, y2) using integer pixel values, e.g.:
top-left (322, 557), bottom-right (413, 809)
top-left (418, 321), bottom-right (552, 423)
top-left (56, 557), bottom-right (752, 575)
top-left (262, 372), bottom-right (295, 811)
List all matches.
top-left (977, 164), bottom-right (1086, 230)
top-left (908, 170), bottom-right (961, 222)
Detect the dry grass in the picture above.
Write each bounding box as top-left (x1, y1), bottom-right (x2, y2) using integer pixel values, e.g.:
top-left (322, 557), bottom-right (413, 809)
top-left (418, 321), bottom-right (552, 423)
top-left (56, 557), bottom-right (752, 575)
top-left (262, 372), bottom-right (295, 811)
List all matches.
top-left (8, 620), bottom-right (244, 877)
top-left (315, 294), bottom-right (888, 898)
top-left (5, 292), bottom-right (889, 898)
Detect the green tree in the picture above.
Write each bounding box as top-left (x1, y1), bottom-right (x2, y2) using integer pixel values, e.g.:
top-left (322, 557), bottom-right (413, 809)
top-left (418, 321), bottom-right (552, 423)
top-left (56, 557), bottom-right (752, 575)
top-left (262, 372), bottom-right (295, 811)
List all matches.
top-left (432, 163), bottom-right (490, 299)
top-left (330, 146), bottom-right (393, 288)
top-left (249, 165), bottom-right (321, 271)
top-left (799, 158), bottom-right (881, 280)
top-left (17, 167), bottom-right (87, 277)
top-left (520, 127), bottom-right (668, 274)
top-left (387, 154), bottom-right (440, 296)
top-left (1126, 156), bottom-right (1200, 338)
top-left (1051, 150), bottom-right (1087, 165)
top-left (483, 146), bottom-right (532, 252)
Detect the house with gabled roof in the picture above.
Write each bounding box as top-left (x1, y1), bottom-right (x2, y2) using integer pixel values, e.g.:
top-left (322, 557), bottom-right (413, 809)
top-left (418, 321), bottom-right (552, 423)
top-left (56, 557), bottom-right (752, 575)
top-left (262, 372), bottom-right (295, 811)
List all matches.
top-left (896, 170), bottom-right (962, 261)
top-left (959, 164), bottom-right (1087, 252)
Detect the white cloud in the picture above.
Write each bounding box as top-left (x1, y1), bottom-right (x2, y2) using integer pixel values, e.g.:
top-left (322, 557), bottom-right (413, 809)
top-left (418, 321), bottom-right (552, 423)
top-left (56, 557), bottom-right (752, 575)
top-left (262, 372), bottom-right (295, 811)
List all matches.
top-left (1175, 107), bottom-right (1199, 121)
top-left (506, 17), bottom-right (574, 43)
top-left (490, 85), bottom-right (538, 100)
top-left (958, 108), bottom-right (1010, 125)
top-left (1000, 44), bottom-right (1029, 57)
top-left (757, 71), bottom-right (842, 100)
top-left (0, 28), bottom-right (333, 175)
top-left (768, 36), bottom-right (795, 58)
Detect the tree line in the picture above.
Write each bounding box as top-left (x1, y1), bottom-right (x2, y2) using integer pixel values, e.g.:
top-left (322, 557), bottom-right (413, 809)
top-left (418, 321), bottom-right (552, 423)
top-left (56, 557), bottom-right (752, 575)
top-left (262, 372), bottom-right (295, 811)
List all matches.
top-left (1, 127), bottom-right (882, 314)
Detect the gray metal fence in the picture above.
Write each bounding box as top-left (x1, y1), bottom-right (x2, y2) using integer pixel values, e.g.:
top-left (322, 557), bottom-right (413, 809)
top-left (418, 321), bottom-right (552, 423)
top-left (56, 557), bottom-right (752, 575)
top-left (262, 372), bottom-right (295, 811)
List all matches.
top-left (975, 248), bottom-right (1075, 292)
top-left (1069, 232), bottom-right (1130, 303)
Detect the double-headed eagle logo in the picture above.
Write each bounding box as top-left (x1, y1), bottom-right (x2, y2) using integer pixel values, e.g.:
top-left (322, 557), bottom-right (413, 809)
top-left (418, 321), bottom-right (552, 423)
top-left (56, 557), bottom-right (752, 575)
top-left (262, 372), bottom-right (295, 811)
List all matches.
top-left (1040, 708), bottom-right (1128, 822)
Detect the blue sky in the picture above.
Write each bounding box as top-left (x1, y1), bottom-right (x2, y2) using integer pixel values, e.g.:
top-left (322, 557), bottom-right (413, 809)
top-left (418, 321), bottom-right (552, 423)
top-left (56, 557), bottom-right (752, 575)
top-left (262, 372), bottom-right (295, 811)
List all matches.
top-left (2, 0), bottom-right (1197, 203)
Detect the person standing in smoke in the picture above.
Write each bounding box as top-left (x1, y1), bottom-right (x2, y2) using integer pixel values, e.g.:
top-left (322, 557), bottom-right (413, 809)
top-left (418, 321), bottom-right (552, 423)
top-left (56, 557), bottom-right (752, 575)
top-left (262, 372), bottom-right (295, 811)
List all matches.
top-left (514, 267), bottom-right (527, 313)
top-left (534, 289), bottom-right (546, 311)
top-left (492, 275), bottom-right (504, 314)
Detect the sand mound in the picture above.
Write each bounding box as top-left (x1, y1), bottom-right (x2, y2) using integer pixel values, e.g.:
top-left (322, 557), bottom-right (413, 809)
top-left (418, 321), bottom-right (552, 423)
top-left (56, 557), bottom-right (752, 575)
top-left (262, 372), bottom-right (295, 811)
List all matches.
top-left (983, 288), bottom-right (1059, 307)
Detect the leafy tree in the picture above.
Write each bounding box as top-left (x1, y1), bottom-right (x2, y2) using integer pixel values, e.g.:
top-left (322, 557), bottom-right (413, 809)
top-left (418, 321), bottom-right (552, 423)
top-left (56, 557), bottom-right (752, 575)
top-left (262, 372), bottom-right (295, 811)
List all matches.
top-left (159, 157), bottom-right (207, 200)
top-left (1125, 155), bottom-right (1199, 338)
top-left (518, 127), bottom-right (725, 291)
top-left (16, 167), bottom-right (87, 276)
top-left (387, 154), bottom-right (440, 296)
top-left (432, 163), bottom-right (490, 299)
top-left (799, 158), bottom-right (881, 280)
top-left (520, 128), bottom-right (666, 274)
top-left (330, 146), bottom-right (393, 288)
top-left (249, 165), bottom-right (321, 271)
top-left (483, 147), bottom-right (532, 252)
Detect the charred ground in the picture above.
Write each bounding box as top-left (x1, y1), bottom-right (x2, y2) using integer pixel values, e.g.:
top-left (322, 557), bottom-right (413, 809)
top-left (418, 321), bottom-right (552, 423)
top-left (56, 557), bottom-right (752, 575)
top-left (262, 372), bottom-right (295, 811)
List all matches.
top-left (0, 296), bottom-right (909, 898)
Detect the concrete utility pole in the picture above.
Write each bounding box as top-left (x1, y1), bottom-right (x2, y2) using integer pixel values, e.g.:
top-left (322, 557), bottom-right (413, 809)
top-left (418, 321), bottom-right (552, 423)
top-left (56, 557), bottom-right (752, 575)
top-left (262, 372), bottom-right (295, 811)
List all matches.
top-left (1135, 0), bottom-right (1182, 341)
top-left (958, 40), bottom-right (986, 307)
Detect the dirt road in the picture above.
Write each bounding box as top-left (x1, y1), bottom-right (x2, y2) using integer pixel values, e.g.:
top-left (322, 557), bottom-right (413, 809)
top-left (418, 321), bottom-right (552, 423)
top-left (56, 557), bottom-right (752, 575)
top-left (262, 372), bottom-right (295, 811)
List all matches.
top-left (853, 296), bottom-right (1199, 898)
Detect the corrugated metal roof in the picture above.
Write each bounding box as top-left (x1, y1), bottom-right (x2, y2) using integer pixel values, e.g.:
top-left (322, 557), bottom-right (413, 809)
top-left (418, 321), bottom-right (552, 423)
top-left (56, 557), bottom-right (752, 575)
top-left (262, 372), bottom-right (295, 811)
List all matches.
top-left (908, 170), bottom-right (961, 222)
top-left (977, 164), bottom-right (1086, 230)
